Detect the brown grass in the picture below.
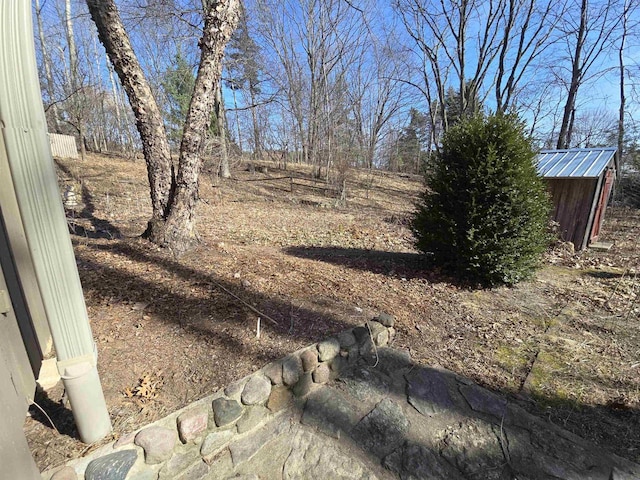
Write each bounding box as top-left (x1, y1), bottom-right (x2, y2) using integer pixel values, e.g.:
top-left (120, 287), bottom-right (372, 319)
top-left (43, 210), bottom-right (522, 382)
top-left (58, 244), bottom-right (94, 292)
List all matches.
top-left (27, 153), bottom-right (640, 471)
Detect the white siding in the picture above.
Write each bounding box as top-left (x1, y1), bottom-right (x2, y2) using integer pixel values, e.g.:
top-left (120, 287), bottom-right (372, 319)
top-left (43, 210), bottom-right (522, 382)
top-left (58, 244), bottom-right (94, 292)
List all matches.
top-left (49, 133), bottom-right (78, 159)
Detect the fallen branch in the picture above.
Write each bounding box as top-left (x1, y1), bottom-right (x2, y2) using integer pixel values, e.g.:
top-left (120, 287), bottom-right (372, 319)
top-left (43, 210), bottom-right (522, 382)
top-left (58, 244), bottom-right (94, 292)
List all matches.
top-left (208, 279), bottom-right (280, 326)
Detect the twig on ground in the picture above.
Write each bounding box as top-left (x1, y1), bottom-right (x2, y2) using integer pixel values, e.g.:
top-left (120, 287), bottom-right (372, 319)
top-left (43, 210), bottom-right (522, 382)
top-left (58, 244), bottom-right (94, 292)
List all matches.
top-left (209, 279), bottom-right (279, 326)
top-left (497, 411), bottom-right (517, 478)
top-left (365, 321), bottom-right (380, 368)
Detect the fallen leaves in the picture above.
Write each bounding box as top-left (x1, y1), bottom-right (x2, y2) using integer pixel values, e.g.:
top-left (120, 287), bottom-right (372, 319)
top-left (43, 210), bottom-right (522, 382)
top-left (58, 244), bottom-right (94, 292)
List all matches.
top-left (123, 373), bottom-right (163, 402)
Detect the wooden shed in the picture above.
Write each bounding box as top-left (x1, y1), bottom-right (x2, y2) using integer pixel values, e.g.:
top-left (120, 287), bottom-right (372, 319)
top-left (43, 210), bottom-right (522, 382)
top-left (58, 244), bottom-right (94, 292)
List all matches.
top-left (537, 147), bottom-right (617, 250)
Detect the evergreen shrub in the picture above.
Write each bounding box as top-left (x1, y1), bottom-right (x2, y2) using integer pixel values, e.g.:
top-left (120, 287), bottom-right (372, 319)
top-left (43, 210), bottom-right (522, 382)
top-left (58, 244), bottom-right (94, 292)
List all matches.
top-left (412, 113), bottom-right (551, 286)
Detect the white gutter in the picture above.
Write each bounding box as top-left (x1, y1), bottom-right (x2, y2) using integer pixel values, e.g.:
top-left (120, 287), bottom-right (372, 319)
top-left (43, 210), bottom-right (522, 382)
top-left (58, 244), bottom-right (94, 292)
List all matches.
top-left (0, 2), bottom-right (111, 443)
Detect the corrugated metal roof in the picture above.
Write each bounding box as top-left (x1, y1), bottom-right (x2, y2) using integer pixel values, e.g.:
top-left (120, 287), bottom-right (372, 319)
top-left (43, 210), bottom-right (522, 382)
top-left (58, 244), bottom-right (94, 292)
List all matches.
top-left (537, 147), bottom-right (616, 178)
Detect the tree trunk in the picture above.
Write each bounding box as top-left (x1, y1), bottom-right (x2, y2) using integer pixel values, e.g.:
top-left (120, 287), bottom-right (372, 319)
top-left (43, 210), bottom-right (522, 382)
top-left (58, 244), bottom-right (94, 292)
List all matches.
top-left (216, 82), bottom-right (231, 179)
top-left (86, 0), bottom-right (174, 226)
top-left (106, 60), bottom-right (126, 150)
top-left (231, 87), bottom-right (243, 153)
top-left (145, 0), bottom-right (240, 254)
top-left (617, 0), bottom-right (629, 173)
top-left (65, 0), bottom-right (85, 159)
top-left (250, 87), bottom-right (262, 159)
top-left (79, 123), bottom-right (87, 160)
top-left (557, 0), bottom-right (587, 149)
top-left (35, 0), bottom-right (61, 133)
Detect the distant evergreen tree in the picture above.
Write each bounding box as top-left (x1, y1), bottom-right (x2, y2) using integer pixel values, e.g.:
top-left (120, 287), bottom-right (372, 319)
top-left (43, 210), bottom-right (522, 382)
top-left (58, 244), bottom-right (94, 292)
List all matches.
top-left (444, 83), bottom-right (481, 129)
top-left (162, 52), bottom-right (195, 147)
top-left (391, 108), bottom-right (429, 173)
top-left (412, 113), bottom-right (551, 286)
top-left (226, 5), bottom-right (264, 157)
top-left (227, 7), bottom-right (261, 96)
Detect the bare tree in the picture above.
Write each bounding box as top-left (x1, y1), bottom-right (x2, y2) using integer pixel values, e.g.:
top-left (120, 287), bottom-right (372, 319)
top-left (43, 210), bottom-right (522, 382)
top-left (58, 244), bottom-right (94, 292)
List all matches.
top-left (252, 0), bottom-right (371, 178)
top-left (215, 81), bottom-right (231, 179)
top-left (86, 0), bottom-right (240, 254)
top-left (616, 0), bottom-right (639, 171)
top-left (347, 27), bottom-right (408, 171)
top-left (34, 0), bottom-right (61, 133)
top-left (396, 0), bottom-right (505, 132)
top-left (226, 4), bottom-right (265, 159)
top-left (555, 0), bottom-right (621, 149)
top-left (62, 0), bottom-right (89, 159)
top-left (494, 0), bottom-right (562, 111)
top-left (571, 107), bottom-right (617, 147)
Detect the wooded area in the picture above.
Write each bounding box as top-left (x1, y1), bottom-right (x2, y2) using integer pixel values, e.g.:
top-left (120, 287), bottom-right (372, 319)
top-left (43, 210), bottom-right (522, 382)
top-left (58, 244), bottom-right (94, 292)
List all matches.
top-left (33, 0), bottom-right (640, 251)
top-left (34, 0), bottom-right (640, 163)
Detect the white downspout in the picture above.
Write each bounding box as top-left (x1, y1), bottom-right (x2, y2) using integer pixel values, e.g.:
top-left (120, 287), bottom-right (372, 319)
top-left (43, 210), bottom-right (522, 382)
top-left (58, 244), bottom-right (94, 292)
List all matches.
top-left (0, 2), bottom-right (111, 443)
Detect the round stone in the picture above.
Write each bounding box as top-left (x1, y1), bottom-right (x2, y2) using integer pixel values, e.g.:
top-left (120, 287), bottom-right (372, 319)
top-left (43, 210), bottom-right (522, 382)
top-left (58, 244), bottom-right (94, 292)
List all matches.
top-left (282, 355), bottom-right (303, 386)
top-left (312, 363), bottom-right (331, 384)
top-left (134, 427), bottom-right (176, 465)
top-left (212, 397), bottom-right (243, 427)
top-left (374, 313), bottom-right (395, 327)
top-left (301, 349), bottom-right (319, 372)
top-left (317, 338), bottom-right (340, 362)
top-left (336, 330), bottom-right (356, 348)
top-left (85, 450), bottom-right (139, 479)
top-left (51, 467), bottom-right (78, 480)
top-left (241, 375), bottom-right (272, 405)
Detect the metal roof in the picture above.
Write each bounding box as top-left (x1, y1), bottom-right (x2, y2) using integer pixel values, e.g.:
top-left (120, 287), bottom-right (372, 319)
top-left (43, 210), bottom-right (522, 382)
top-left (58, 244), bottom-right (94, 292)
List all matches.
top-left (537, 147), bottom-right (616, 178)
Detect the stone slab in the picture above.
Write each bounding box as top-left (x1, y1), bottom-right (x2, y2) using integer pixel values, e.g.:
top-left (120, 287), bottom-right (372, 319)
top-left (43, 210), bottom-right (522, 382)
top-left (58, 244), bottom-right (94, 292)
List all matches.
top-left (228, 413), bottom-right (292, 466)
top-left (350, 399), bottom-right (409, 459)
top-left (301, 387), bottom-right (361, 438)
top-left (201, 430), bottom-right (235, 461)
top-left (282, 429), bottom-right (381, 480)
top-left (236, 406), bottom-right (269, 434)
top-left (459, 383), bottom-right (507, 419)
top-left (406, 367), bottom-right (457, 417)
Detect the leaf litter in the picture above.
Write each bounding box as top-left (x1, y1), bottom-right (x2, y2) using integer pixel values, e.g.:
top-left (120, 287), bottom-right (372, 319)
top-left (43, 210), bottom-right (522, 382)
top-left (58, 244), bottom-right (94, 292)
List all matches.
top-left (26, 154), bottom-right (640, 471)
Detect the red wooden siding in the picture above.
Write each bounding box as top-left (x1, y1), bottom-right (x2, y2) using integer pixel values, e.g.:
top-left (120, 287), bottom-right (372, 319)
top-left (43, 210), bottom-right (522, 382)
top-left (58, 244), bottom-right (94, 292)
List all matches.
top-left (589, 169), bottom-right (614, 243)
top-left (545, 178), bottom-right (598, 247)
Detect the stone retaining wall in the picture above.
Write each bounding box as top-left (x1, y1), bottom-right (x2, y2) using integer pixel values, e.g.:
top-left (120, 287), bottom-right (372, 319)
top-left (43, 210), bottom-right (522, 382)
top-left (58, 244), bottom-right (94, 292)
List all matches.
top-left (42, 315), bottom-right (396, 480)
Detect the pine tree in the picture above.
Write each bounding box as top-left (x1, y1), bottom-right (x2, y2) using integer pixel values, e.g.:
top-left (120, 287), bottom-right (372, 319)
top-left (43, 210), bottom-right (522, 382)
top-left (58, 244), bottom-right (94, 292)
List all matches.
top-left (226, 5), bottom-right (263, 158)
top-left (412, 113), bottom-right (551, 286)
top-left (391, 108), bottom-right (428, 173)
top-left (162, 52), bottom-right (195, 147)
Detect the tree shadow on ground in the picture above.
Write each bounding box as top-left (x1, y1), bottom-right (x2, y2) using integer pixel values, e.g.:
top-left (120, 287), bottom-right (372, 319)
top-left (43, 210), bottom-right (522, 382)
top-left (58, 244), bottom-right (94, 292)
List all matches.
top-left (583, 269), bottom-right (625, 279)
top-left (212, 346), bottom-right (640, 479)
top-left (54, 159), bottom-right (121, 240)
top-left (33, 238), bottom-right (353, 443)
top-left (79, 240), bottom-right (358, 366)
top-left (72, 240), bottom-right (640, 471)
top-left (23, 228), bottom-right (637, 477)
top-left (285, 246), bottom-right (427, 278)
top-left (284, 245), bottom-right (457, 284)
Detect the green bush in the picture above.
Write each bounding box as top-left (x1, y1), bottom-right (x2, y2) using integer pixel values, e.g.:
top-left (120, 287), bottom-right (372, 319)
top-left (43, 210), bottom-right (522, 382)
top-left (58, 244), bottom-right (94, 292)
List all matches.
top-left (412, 113), bottom-right (551, 286)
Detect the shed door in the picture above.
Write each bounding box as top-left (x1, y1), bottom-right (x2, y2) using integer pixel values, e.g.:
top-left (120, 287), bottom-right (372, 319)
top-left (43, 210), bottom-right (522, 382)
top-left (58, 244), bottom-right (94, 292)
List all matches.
top-left (590, 169), bottom-right (614, 243)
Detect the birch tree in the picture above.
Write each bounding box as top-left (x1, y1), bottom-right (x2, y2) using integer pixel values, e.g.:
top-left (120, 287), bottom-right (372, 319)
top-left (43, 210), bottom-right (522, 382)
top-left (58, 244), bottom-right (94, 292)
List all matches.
top-left (86, 0), bottom-right (240, 255)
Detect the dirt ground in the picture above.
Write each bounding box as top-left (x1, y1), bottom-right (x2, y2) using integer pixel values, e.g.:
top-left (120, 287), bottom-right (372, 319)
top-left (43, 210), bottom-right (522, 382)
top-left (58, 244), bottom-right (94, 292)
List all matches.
top-left (26, 153), bottom-right (640, 472)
